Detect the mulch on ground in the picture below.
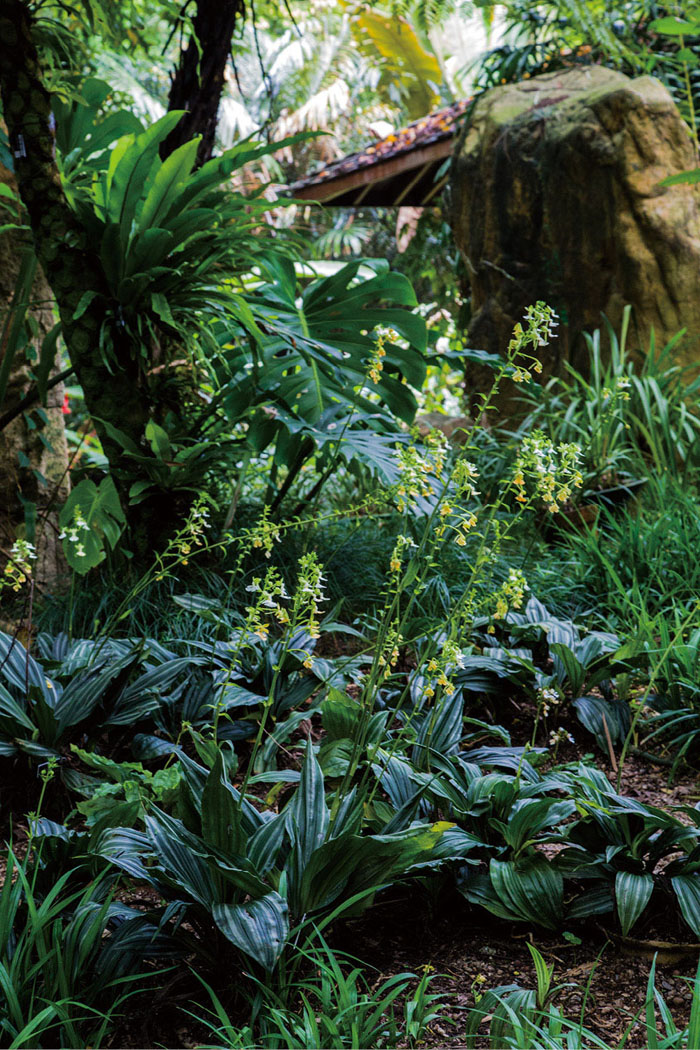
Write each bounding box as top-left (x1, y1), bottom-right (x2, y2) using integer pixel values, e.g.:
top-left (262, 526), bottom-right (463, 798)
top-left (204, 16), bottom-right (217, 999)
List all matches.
top-left (334, 751), bottom-right (700, 1050)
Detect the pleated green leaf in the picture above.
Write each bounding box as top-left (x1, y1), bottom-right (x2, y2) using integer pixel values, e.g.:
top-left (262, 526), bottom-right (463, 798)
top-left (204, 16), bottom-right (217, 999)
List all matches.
top-left (286, 744), bottom-right (329, 866)
top-left (201, 751), bottom-right (243, 855)
top-left (672, 874), bottom-right (700, 937)
top-left (490, 856), bottom-right (564, 930)
top-left (615, 870), bottom-right (654, 935)
top-left (213, 893), bottom-right (289, 972)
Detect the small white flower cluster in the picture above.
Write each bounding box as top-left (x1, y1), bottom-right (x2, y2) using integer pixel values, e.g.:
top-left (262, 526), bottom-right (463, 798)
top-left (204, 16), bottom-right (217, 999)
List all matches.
top-left (539, 686), bottom-right (561, 717)
top-left (241, 554), bottom-right (327, 666)
top-left (59, 507), bottom-right (90, 558)
top-left (436, 500), bottom-right (478, 546)
top-left (527, 302), bottom-right (559, 346)
top-left (2, 538), bottom-right (37, 593)
top-left (394, 429), bottom-right (448, 513)
top-left (367, 327), bottom-right (389, 385)
top-left (176, 498), bottom-right (211, 563)
top-left (441, 637), bottom-right (466, 671)
top-left (185, 499), bottom-right (211, 538)
top-left (492, 567), bottom-right (529, 622)
top-left (389, 534), bottom-right (417, 575)
top-left (423, 637), bottom-right (466, 698)
top-left (435, 459), bottom-right (481, 547)
top-left (248, 507), bottom-right (282, 559)
top-left (601, 375), bottom-right (632, 406)
top-left (509, 303), bottom-right (559, 382)
top-left (244, 567), bottom-right (291, 639)
top-left (453, 459), bottom-right (480, 500)
top-left (513, 431), bottom-right (583, 513)
top-left (549, 726), bottom-right (574, 746)
top-left (296, 552), bottom-right (327, 641)
top-left (378, 625), bottom-right (403, 676)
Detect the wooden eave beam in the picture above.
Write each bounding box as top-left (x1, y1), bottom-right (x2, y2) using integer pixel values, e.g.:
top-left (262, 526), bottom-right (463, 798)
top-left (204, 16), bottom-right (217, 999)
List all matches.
top-left (291, 136), bottom-right (455, 204)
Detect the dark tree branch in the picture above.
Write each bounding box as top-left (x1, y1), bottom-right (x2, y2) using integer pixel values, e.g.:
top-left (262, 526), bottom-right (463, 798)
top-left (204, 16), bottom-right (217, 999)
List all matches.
top-left (250, 0), bottom-right (274, 135)
top-left (162, 0), bottom-right (245, 167)
top-left (0, 366), bottom-right (74, 432)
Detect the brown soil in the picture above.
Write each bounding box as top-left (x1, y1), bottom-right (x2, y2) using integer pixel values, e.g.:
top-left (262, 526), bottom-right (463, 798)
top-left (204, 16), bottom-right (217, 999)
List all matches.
top-left (330, 751), bottom-right (700, 1050)
top-left (335, 882), bottom-right (700, 1049)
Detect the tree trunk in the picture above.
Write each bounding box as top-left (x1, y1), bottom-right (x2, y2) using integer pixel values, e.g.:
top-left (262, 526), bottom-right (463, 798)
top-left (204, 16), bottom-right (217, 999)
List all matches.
top-left (0, 0), bottom-right (248, 560)
top-left (0, 163), bottom-right (70, 591)
top-left (162, 0), bottom-right (244, 166)
top-left (0, 0), bottom-right (165, 556)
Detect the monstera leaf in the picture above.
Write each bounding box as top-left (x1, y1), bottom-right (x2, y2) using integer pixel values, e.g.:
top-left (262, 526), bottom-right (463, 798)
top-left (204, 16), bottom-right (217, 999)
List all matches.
top-left (247, 256), bottom-right (427, 427)
top-left (58, 477), bottom-right (126, 573)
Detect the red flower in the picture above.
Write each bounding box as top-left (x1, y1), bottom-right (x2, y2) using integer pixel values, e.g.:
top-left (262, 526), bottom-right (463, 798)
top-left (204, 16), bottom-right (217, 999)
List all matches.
top-left (61, 394), bottom-right (70, 416)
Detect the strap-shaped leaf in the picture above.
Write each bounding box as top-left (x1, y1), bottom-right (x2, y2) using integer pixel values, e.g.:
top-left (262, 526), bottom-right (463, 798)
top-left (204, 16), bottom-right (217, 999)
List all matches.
top-left (298, 825), bottom-right (445, 916)
top-left (672, 874), bottom-right (700, 937)
top-left (0, 632), bottom-right (54, 704)
top-left (371, 753), bottom-right (423, 810)
top-left (573, 695), bottom-right (631, 752)
top-left (412, 691), bottom-right (464, 767)
top-left (201, 751), bottom-right (243, 855)
top-left (105, 112), bottom-right (182, 240)
top-left (320, 689), bottom-right (362, 741)
top-left (213, 893), bottom-right (288, 971)
top-left (137, 138), bottom-right (199, 233)
top-left (176, 136), bottom-right (302, 213)
top-left (131, 734), bottom-right (180, 761)
top-left (688, 959), bottom-right (700, 1050)
top-left (93, 826), bottom-right (154, 883)
top-left (504, 798), bottom-right (576, 853)
top-left (248, 813), bottom-right (288, 876)
top-left (0, 684), bottom-right (35, 734)
top-left (459, 870), bottom-right (521, 923)
top-left (144, 811), bottom-right (219, 908)
top-left (615, 871), bottom-right (654, 935)
top-left (550, 642), bottom-right (585, 695)
top-left (112, 656), bottom-right (205, 726)
top-left (567, 882), bottom-right (614, 920)
top-left (286, 743), bottom-right (329, 866)
top-left (54, 652), bottom-right (135, 733)
top-left (327, 786), bottom-right (364, 840)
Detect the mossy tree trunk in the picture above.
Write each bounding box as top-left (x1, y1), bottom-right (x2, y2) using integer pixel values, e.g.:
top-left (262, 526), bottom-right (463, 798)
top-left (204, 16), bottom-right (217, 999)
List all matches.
top-left (0, 0), bottom-right (175, 557)
top-left (0, 163), bottom-right (70, 591)
top-left (0, 0), bottom-right (249, 558)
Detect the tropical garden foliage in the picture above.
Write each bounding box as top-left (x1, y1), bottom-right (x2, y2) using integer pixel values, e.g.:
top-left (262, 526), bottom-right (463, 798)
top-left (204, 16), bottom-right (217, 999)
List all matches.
top-left (1, 0), bottom-right (700, 1047)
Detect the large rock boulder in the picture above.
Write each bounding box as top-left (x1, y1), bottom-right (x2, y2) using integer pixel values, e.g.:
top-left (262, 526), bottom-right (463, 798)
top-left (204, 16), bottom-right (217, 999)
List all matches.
top-left (449, 65), bottom-right (700, 395)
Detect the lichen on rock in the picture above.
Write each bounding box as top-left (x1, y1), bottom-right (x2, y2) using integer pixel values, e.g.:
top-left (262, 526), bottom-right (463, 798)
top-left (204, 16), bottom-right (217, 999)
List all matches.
top-left (449, 65), bottom-right (700, 404)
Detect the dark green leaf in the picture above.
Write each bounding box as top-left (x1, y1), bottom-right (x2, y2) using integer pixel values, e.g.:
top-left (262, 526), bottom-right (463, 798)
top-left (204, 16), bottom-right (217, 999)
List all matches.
top-left (616, 871), bottom-right (654, 935)
top-left (212, 893), bottom-right (289, 971)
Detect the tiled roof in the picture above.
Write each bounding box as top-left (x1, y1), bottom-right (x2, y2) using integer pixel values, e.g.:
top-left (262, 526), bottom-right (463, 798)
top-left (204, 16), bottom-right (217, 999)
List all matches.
top-left (288, 98), bottom-right (471, 200)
